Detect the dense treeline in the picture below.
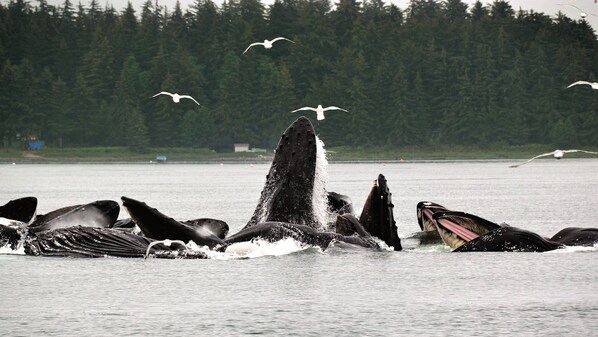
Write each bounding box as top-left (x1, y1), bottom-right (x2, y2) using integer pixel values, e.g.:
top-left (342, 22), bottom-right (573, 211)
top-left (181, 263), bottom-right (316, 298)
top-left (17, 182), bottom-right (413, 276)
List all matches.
top-left (1, 0), bottom-right (598, 151)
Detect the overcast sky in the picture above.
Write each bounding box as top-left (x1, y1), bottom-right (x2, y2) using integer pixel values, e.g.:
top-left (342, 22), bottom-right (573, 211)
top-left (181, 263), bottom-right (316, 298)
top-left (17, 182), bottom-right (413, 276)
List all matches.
top-left (18, 0), bottom-right (598, 31)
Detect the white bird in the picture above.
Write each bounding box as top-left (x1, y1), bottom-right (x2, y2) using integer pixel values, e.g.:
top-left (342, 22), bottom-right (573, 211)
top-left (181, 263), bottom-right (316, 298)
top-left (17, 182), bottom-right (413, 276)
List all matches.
top-left (291, 105), bottom-right (349, 121)
top-left (242, 37), bottom-right (295, 55)
top-left (567, 81), bottom-right (598, 90)
top-left (152, 92), bottom-right (200, 106)
top-left (557, 3), bottom-right (598, 19)
top-left (145, 239), bottom-right (188, 259)
top-left (509, 149), bottom-right (598, 168)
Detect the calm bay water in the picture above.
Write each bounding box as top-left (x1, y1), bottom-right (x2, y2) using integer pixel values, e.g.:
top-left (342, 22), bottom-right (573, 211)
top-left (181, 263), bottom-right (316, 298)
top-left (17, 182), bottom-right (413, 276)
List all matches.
top-left (1, 160), bottom-right (598, 336)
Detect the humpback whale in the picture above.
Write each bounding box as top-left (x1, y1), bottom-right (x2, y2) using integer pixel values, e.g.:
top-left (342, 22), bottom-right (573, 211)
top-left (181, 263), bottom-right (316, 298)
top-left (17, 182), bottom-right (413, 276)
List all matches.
top-left (245, 116), bottom-right (320, 229)
top-left (411, 201), bottom-right (451, 244)
top-left (120, 195), bottom-right (380, 252)
top-left (417, 201), bottom-right (450, 232)
top-left (182, 218), bottom-right (229, 239)
top-left (0, 224), bottom-right (20, 250)
top-left (24, 226), bottom-right (208, 258)
top-left (32, 204), bottom-right (82, 227)
top-left (109, 216), bottom-right (229, 239)
top-left (11, 117), bottom-right (399, 258)
top-left (0, 197), bottom-right (37, 223)
top-left (121, 196), bottom-right (226, 249)
top-left (327, 192), bottom-right (354, 215)
top-left (453, 226), bottom-right (564, 252)
top-left (224, 221), bottom-right (381, 251)
top-left (432, 211), bottom-right (501, 249)
top-left (550, 227), bottom-right (598, 247)
top-left (28, 200), bottom-right (120, 233)
top-left (357, 175), bottom-right (401, 251)
top-left (431, 211), bottom-right (563, 252)
top-left (335, 213), bottom-right (370, 237)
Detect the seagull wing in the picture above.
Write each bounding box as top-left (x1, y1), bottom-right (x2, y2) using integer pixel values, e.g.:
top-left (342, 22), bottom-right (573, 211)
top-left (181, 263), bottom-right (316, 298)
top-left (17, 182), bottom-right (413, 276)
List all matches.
top-left (271, 37), bottom-right (295, 44)
top-left (568, 4), bottom-right (584, 12)
top-left (322, 106), bottom-right (349, 112)
top-left (179, 95), bottom-right (200, 106)
top-left (509, 151), bottom-right (557, 168)
top-left (558, 3), bottom-right (584, 12)
top-left (567, 81), bottom-right (592, 88)
top-left (563, 149), bottom-right (598, 155)
top-left (153, 91), bottom-right (173, 98)
top-left (292, 107), bottom-right (317, 113)
top-left (243, 42), bottom-right (263, 54)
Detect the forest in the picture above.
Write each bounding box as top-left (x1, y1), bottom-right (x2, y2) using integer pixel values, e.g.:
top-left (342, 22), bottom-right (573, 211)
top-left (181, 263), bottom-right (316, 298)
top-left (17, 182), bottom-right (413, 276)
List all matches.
top-left (1, 0), bottom-right (598, 152)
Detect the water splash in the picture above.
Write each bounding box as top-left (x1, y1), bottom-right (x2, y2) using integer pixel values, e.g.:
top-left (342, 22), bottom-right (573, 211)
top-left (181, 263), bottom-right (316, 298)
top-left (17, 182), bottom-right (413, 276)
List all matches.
top-left (0, 243), bottom-right (25, 255)
top-left (184, 238), bottom-right (320, 260)
top-left (312, 135), bottom-right (329, 229)
top-left (547, 244), bottom-right (598, 253)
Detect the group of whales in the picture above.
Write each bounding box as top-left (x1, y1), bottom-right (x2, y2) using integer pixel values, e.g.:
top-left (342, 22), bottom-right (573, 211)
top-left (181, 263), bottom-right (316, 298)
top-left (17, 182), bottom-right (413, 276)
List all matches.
top-left (1, 116), bottom-right (597, 258)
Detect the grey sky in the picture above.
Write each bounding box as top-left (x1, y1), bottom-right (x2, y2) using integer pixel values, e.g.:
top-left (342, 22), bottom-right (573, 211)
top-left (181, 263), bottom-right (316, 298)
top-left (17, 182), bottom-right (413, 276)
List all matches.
top-left (28, 0), bottom-right (598, 31)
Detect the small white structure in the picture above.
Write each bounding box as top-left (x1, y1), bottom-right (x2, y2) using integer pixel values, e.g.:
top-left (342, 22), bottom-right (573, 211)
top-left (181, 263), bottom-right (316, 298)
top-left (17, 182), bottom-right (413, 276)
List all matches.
top-left (234, 143), bottom-right (250, 152)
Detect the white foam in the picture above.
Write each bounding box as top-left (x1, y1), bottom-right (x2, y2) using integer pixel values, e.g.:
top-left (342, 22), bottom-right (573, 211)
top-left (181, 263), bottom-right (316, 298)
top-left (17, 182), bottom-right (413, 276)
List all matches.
top-left (312, 135), bottom-right (329, 229)
top-left (547, 244), bottom-right (598, 253)
top-left (0, 217), bottom-right (25, 227)
top-left (186, 238), bottom-right (318, 260)
top-left (0, 244), bottom-right (25, 255)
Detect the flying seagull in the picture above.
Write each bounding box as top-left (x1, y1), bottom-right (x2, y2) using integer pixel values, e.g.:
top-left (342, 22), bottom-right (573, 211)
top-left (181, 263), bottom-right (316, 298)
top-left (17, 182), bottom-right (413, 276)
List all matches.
top-left (145, 239), bottom-right (188, 259)
top-left (557, 3), bottom-right (598, 19)
top-left (509, 149), bottom-right (598, 168)
top-left (567, 81), bottom-right (598, 90)
top-left (153, 92), bottom-right (200, 106)
top-left (243, 37), bottom-right (295, 55)
top-left (292, 105), bottom-right (349, 121)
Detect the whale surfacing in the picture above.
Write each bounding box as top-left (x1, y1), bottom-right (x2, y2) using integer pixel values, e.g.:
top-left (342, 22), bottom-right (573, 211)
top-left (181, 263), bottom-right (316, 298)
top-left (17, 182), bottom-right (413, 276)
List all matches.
top-left (121, 196), bottom-right (226, 249)
top-left (430, 211), bottom-right (562, 252)
top-left (0, 197), bottom-right (37, 223)
top-left (28, 200), bottom-right (120, 233)
top-left (245, 116), bottom-right (319, 229)
top-left (358, 174), bottom-right (401, 251)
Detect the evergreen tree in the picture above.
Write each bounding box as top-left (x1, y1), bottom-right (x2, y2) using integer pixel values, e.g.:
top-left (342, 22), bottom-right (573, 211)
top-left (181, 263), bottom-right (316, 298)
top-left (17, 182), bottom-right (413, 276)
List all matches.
top-left (0, 0), bottom-right (597, 150)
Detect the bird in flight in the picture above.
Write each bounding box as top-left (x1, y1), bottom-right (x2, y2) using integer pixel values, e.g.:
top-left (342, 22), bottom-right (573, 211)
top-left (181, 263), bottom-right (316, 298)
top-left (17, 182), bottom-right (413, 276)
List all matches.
top-left (567, 81), bottom-right (598, 90)
top-left (557, 3), bottom-right (598, 19)
top-left (153, 92), bottom-right (200, 106)
top-left (509, 149), bottom-right (598, 168)
top-left (243, 37), bottom-right (295, 55)
top-left (292, 105), bottom-right (348, 121)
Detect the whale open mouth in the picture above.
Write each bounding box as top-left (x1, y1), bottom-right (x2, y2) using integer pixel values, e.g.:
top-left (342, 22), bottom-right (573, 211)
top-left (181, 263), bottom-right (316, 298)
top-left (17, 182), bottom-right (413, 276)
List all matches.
top-left (435, 217), bottom-right (479, 242)
top-left (431, 211), bottom-right (502, 249)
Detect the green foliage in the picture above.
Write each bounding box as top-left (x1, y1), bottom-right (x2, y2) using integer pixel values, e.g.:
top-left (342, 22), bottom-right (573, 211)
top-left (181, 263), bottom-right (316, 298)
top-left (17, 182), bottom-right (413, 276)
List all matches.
top-left (1, 0), bottom-right (597, 151)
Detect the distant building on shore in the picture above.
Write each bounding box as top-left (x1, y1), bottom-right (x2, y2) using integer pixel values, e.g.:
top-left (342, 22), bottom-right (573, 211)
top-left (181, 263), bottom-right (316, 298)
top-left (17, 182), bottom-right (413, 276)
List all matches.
top-left (234, 143), bottom-right (267, 153)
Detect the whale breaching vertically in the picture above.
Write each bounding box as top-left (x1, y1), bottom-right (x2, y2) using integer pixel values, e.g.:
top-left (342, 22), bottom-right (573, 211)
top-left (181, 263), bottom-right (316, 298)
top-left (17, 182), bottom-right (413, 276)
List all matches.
top-left (245, 117), bottom-right (321, 229)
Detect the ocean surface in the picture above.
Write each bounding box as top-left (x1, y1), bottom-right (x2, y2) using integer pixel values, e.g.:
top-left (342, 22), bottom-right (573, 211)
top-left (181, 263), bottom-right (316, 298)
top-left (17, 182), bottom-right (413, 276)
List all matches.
top-left (1, 160), bottom-right (598, 336)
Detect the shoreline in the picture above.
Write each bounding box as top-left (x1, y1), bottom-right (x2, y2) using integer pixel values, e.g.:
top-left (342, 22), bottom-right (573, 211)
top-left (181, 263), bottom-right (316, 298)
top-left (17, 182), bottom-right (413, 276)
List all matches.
top-left (1, 146), bottom-right (598, 164)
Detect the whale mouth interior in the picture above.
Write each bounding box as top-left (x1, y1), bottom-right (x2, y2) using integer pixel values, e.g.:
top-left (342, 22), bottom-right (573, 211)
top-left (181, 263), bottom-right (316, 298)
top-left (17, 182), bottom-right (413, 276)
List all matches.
top-left (422, 208), bottom-right (438, 231)
top-left (436, 218), bottom-right (479, 242)
top-left (422, 208), bottom-right (434, 221)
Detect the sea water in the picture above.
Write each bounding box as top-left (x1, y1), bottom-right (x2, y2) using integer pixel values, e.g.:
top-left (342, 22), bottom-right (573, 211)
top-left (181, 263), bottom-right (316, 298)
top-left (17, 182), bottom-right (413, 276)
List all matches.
top-left (1, 160), bottom-right (597, 335)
